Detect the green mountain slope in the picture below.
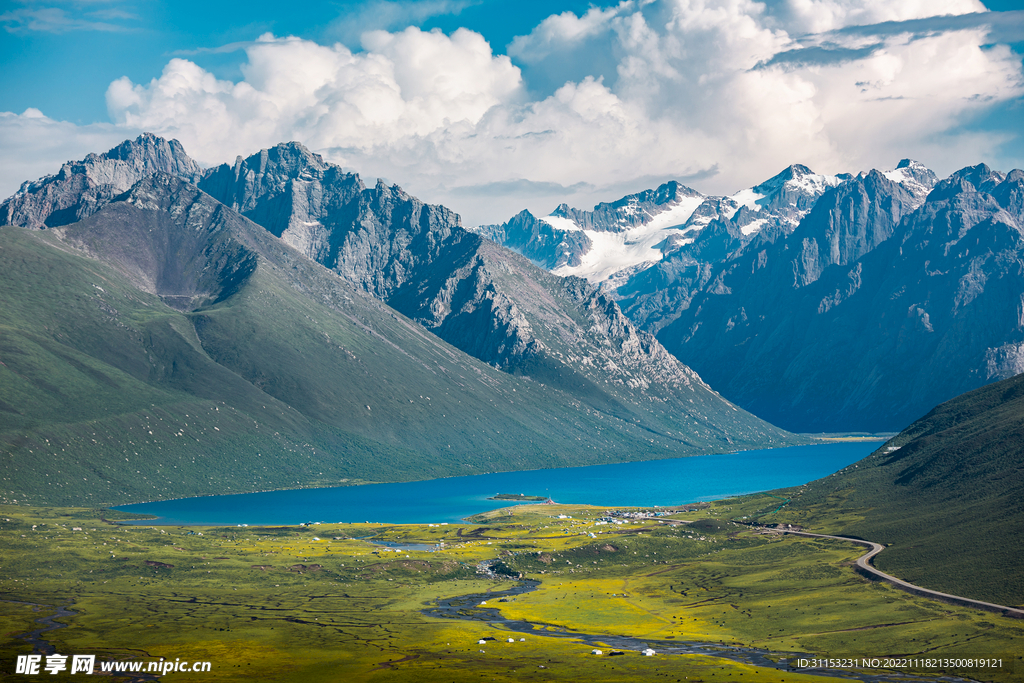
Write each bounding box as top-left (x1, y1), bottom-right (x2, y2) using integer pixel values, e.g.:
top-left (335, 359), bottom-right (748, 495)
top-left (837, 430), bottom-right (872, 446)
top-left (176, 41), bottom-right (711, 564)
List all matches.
top-left (774, 373), bottom-right (1024, 606)
top-left (1, 175), bottom-right (797, 507)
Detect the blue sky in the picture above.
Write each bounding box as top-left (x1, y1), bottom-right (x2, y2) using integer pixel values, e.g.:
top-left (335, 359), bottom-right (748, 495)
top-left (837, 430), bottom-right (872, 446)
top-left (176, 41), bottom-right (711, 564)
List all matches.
top-left (2, 0), bottom-right (1023, 224)
top-left (1, 1), bottom-right (603, 124)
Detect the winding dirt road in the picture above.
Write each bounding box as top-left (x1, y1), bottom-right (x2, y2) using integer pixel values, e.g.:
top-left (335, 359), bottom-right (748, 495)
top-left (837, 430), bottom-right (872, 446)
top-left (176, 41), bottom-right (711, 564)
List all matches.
top-left (782, 530), bottom-right (1024, 620)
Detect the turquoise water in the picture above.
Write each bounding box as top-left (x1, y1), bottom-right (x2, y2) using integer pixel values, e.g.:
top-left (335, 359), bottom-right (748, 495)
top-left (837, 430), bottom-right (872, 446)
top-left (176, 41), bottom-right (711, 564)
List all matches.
top-left (115, 442), bottom-right (878, 525)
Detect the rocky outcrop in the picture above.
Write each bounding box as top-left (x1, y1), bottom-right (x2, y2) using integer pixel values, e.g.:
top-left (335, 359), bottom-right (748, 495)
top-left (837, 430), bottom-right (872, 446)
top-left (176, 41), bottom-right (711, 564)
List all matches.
top-left (198, 142), bottom-right (364, 261)
top-left (200, 142), bottom-right (463, 301)
top-left (476, 210), bottom-right (593, 270)
top-left (0, 133), bottom-right (202, 229)
top-left (789, 170), bottom-right (919, 287)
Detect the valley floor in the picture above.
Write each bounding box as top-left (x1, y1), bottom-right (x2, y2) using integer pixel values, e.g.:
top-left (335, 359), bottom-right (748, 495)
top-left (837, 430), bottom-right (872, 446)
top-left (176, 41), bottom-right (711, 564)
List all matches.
top-left (1, 495), bottom-right (1021, 682)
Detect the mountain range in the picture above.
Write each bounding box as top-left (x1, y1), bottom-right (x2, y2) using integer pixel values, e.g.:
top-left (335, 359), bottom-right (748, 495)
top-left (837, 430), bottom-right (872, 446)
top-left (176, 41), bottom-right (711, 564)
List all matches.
top-left (0, 134), bottom-right (798, 507)
top-left (483, 160), bottom-right (1024, 432)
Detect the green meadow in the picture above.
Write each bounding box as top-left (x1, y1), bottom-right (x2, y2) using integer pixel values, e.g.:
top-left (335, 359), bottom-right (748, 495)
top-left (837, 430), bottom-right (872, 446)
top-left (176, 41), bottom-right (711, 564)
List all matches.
top-left (1, 496), bottom-right (1021, 682)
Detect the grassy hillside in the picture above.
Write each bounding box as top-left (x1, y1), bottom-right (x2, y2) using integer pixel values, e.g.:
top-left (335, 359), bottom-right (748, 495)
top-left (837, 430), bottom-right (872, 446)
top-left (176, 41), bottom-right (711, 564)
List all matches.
top-left (0, 225), bottom-right (415, 506)
top-left (767, 372), bottom-right (1024, 606)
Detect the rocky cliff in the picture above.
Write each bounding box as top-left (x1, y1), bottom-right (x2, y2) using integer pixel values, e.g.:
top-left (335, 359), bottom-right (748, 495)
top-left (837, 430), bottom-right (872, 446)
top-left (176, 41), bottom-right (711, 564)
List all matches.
top-left (0, 133), bottom-right (201, 229)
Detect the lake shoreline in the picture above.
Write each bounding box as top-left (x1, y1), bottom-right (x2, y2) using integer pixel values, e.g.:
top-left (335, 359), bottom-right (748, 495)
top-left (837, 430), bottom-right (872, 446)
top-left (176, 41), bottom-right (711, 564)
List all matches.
top-left (113, 442), bottom-right (880, 527)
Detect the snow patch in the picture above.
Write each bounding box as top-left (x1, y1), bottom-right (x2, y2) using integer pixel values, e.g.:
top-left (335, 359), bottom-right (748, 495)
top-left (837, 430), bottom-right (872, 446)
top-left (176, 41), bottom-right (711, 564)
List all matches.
top-left (740, 218), bottom-right (767, 236)
top-left (730, 188), bottom-right (765, 211)
top-left (539, 215), bottom-right (582, 231)
top-left (883, 168), bottom-right (913, 184)
top-left (553, 223), bottom-right (695, 283)
top-left (544, 195), bottom-right (704, 283)
top-left (787, 173), bottom-right (844, 195)
top-left (729, 172), bottom-right (844, 214)
top-left (642, 196), bottom-right (705, 231)
top-left (882, 165), bottom-right (933, 204)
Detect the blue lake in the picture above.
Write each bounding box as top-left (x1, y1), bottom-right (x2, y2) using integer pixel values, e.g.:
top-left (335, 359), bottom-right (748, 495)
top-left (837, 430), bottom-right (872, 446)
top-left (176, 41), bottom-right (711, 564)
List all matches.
top-left (115, 442), bottom-right (879, 525)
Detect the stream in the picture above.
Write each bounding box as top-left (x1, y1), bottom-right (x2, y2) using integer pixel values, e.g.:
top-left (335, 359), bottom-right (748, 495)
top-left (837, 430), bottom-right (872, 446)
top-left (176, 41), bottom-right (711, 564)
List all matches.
top-left (8, 600), bottom-right (159, 682)
top-left (4, 575), bottom-right (988, 683)
top-left (8, 600), bottom-right (77, 656)
top-left (421, 564), bottom-right (981, 683)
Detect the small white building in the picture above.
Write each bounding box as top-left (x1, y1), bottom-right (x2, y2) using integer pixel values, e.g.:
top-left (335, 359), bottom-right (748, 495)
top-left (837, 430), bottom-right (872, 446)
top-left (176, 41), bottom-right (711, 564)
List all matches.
top-left (643, 648), bottom-right (656, 657)
top-left (592, 649), bottom-right (602, 656)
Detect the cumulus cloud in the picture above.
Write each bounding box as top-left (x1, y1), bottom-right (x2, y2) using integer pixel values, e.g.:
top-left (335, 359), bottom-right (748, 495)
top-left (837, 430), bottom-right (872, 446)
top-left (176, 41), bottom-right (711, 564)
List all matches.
top-left (2, 0), bottom-right (1022, 224)
top-left (0, 110), bottom-right (137, 196)
top-left (507, 2), bottom-right (631, 63)
top-left (105, 29), bottom-right (522, 162)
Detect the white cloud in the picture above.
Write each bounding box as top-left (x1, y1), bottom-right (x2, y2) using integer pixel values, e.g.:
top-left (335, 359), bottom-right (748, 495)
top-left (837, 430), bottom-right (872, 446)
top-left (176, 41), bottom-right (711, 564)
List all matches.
top-left (1, 0), bottom-right (1022, 224)
top-left (799, 30), bottom-right (1023, 166)
top-left (507, 2), bottom-right (632, 63)
top-left (0, 110), bottom-right (136, 197)
top-left (105, 29), bottom-right (523, 164)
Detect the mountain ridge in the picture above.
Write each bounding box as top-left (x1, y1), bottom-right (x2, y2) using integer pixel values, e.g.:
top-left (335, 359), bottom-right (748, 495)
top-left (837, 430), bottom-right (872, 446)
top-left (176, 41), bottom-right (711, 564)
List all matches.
top-left (191, 140), bottom-right (773, 442)
top-left (482, 157), bottom-right (1024, 432)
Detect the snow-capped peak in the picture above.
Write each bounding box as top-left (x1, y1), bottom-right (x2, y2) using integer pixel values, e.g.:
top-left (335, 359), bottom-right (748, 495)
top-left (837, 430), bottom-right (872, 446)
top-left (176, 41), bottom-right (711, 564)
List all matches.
top-left (881, 159), bottom-right (937, 204)
top-left (542, 183), bottom-right (708, 283)
top-left (717, 165), bottom-right (847, 234)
